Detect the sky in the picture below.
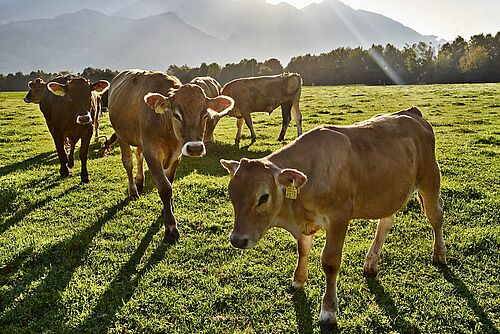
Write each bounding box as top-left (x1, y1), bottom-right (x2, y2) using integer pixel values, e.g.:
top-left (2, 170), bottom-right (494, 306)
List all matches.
top-left (266, 0), bottom-right (500, 40)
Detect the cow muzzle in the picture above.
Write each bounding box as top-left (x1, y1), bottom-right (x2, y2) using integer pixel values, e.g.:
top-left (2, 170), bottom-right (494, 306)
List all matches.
top-left (76, 112), bottom-right (92, 125)
top-left (182, 141), bottom-right (206, 157)
top-left (230, 232), bottom-right (257, 249)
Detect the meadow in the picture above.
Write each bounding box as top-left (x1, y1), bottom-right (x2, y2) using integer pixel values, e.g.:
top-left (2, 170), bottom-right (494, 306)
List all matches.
top-left (0, 83), bottom-right (499, 333)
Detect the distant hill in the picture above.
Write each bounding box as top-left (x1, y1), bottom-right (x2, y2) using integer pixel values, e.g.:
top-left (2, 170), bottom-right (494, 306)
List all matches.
top-left (0, 0), bottom-right (438, 73)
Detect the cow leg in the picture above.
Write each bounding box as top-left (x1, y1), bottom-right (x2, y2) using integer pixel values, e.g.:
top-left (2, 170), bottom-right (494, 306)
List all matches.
top-left (135, 147), bottom-right (145, 193)
top-left (67, 139), bottom-right (76, 169)
top-left (79, 129), bottom-right (92, 184)
top-left (418, 169), bottom-right (446, 265)
top-left (320, 215), bottom-right (349, 329)
top-left (291, 97), bottom-right (303, 137)
top-left (278, 101), bottom-right (292, 141)
top-left (363, 214), bottom-right (396, 277)
top-left (235, 118), bottom-right (244, 143)
top-left (118, 139), bottom-right (139, 199)
top-left (291, 234), bottom-right (313, 290)
top-left (164, 158), bottom-right (180, 184)
top-left (144, 151), bottom-right (179, 244)
top-left (54, 134), bottom-right (69, 178)
top-left (94, 116), bottom-right (99, 139)
top-left (242, 113), bottom-right (256, 143)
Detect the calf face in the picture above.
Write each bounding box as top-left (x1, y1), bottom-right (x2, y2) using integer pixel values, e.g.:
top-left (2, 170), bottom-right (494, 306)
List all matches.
top-left (47, 78), bottom-right (110, 125)
top-left (144, 84), bottom-right (234, 157)
top-left (221, 158), bottom-right (307, 248)
top-left (24, 78), bottom-right (46, 104)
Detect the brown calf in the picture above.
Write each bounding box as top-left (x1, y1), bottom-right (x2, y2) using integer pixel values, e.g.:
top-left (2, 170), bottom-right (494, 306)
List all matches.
top-left (109, 69), bottom-right (234, 243)
top-left (189, 76), bottom-right (223, 142)
top-left (208, 73), bottom-right (303, 143)
top-left (221, 107), bottom-right (446, 329)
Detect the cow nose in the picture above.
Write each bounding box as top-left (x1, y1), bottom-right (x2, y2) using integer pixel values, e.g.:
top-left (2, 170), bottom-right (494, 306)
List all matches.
top-left (230, 233), bottom-right (249, 249)
top-left (182, 141), bottom-right (206, 157)
top-left (76, 114), bottom-right (92, 125)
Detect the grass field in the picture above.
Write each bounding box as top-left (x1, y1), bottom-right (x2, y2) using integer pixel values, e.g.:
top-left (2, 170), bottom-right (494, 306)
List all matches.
top-left (0, 84), bottom-right (499, 333)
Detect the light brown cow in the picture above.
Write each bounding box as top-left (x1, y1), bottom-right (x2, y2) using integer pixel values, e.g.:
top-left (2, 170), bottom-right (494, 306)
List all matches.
top-left (207, 73), bottom-right (303, 144)
top-left (189, 76), bottom-right (223, 142)
top-left (221, 107), bottom-right (446, 329)
top-left (109, 69), bottom-right (234, 243)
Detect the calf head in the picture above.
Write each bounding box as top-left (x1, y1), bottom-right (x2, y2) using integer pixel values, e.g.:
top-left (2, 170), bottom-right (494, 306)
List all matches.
top-left (47, 78), bottom-right (110, 125)
top-left (144, 84), bottom-right (234, 157)
top-left (24, 78), bottom-right (46, 104)
top-left (221, 158), bottom-right (307, 249)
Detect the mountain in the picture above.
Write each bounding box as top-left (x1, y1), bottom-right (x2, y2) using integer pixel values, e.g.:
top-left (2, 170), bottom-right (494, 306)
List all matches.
top-left (0, 0), bottom-right (137, 23)
top-left (0, 9), bottom-right (230, 73)
top-left (0, 0), bottom-right (439, 73)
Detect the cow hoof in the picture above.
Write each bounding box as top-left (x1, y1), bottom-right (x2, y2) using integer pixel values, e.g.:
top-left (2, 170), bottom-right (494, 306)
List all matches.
top-left (290, 281), bottom-right (305, 292)
top-left (128, 185), bottom-right (139, 200)
top-left (363, 268), bottom-right (378, 278)
top-left (67, 161), bottom-right (74, 169)
top-left (60, 167), bottom-right (70, 178)
top-left (277, 135), bottom-right (285, 141)
top-left (432, 252), bottom-right (447, 266)
top-left (81, 177), bottom-right (90, 184)
top-left (319, 311), bottom-right (338, 332)
top-left (163, 227), bottom-right (180, 244)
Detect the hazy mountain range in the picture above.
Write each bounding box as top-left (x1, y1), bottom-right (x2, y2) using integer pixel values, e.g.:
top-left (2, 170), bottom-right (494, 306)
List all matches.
top-left (0, 0), bottom-right (439, 74)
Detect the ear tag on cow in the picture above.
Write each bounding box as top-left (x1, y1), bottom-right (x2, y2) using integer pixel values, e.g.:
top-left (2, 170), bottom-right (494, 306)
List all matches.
top-left (285, 180), bottom-right (299, 200)
top-left (154, 105), bottom-right (165, 114)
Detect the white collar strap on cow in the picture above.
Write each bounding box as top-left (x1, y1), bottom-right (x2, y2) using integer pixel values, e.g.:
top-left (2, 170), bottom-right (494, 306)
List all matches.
top-left (285, 180), bottom-right (299, 200)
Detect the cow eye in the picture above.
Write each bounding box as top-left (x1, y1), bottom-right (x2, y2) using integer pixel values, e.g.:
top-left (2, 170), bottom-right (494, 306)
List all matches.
top-left (174, 110), bottom-right (183, 122)
top-left (258, 194), bottom-right (269, 206)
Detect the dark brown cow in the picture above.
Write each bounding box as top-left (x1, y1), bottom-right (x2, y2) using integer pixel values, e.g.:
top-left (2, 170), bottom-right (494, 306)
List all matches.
top-left (41, 75), bottom-right (110, 183)
top-left (24, 78), bottom-right (46, 104)
top-left (25, 77), bottom-right (109, 145)
top-left (221, 107), bottom-right (446, 329)
top-left (109, 69), bottom-right (234, 243)
top-left (207, 73), bottom-right (303, 143)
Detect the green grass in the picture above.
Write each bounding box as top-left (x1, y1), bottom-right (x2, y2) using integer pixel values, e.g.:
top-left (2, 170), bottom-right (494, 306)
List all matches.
top-left (0, 83), bottom-right (499, 333)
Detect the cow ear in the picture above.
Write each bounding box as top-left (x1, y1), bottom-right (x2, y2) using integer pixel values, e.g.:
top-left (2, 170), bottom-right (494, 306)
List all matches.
top-left (220, 159), bottom-right (240, 177)
top-left (276, 168), bottom-right (307, 189)
top-left (91, 80), bottom-right (110, 93)
top-left (28, 81), bottom-right (33, 89)
top-left (144, 92), bottom-right (172, 115)
top-left (207, 95), bottom-right (234, 117)
top-left (47, 82), bottom-right (67, 96)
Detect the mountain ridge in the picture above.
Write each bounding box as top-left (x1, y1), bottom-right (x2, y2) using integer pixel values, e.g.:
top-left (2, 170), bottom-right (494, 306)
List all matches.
top-left (0, 0), bottom-right (439, 74)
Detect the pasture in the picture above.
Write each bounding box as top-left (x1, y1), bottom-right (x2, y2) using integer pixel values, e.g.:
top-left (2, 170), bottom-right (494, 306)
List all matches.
top-left (0, 84), bottom-right (499, 333)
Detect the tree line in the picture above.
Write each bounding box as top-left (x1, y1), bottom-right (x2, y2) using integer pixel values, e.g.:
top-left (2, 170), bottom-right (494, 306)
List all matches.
top-left (1, 32), bottom-right (499, 91)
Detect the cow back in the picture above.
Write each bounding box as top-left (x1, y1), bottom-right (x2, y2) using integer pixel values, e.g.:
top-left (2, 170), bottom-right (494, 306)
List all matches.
top-left (108, 70), bottom-right (182, 146)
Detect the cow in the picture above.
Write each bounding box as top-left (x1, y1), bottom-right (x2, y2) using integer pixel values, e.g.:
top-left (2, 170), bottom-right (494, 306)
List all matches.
top-left (40, 75), bottom-right (110, 183)
top-left (25, 76), bottom-right (109, 149)
top-left (108, 69), bottom-right (234, 243)
top-left (220, 107), bottom-right (446, 329)
top-left (189, 76), bottom-right (223, 142)
top-left (24, 78), bottom-right (46, 104)
top-left (206, 73), bottom-right (303, 144)
top-left (100, 76), bottom-right (222, 151)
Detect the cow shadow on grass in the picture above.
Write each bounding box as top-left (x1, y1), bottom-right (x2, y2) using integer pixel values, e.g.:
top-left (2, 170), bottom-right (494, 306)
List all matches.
top-left (175, 141), bottom-right (273, 179)
top-left (0, 197), bottom-right (130, 332)
top-left (291, 289), bottom-right (316, 334)
top-left (0, 151), bottom-right (58, 178)
top-left (438, 266), bottom-right (499, 334)
top-left (366, 277), bottom-right (420, 333)
top-left (74, 216), bottom-right (172, 332)
top-left (0, 182), bottom-right (79, 235)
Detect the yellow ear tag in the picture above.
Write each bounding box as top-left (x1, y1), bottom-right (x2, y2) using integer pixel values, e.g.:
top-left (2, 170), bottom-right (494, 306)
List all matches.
top-left (285, 180), bottom-right (299, 200)
top-left (154, 105), bottom-right (165, 114)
